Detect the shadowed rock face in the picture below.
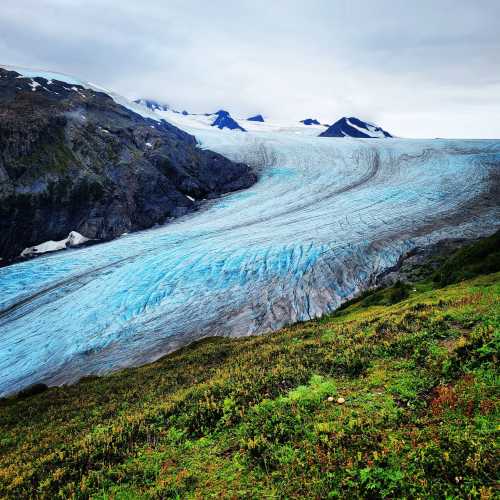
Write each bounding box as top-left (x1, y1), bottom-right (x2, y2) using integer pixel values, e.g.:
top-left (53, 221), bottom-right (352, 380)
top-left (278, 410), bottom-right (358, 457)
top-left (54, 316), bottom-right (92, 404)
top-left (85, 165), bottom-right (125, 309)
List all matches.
top-left (0, 68), bottom-right (256, 259)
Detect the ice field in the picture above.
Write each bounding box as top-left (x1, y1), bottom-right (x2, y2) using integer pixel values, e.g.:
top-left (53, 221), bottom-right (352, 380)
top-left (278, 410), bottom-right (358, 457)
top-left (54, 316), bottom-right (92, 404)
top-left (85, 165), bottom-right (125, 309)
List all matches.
top-left (0, 78), bottom-right (499, 395)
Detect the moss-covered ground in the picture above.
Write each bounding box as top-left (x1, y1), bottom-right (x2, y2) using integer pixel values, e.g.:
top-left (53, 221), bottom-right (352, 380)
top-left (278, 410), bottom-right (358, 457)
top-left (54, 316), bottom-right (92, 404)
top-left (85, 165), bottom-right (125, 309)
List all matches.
top-left (0, 234), bottom-right (498, 498)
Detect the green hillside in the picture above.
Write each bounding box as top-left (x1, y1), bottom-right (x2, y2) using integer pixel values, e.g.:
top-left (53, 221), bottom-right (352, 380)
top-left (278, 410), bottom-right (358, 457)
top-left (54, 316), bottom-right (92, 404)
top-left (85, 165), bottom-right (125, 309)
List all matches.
top-left (1, 234), bottom-right (498, 499)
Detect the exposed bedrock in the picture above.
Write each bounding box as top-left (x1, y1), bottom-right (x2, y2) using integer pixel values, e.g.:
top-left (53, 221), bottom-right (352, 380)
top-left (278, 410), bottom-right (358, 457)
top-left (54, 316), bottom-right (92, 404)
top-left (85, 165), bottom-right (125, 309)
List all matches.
top-left (0, 68), bottom-right (256, 259)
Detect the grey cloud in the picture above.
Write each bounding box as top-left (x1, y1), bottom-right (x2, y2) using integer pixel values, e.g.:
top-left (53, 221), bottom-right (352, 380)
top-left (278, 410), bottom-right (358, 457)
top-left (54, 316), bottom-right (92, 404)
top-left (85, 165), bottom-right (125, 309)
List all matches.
top-left (1, 0), bottom-right (499, 138)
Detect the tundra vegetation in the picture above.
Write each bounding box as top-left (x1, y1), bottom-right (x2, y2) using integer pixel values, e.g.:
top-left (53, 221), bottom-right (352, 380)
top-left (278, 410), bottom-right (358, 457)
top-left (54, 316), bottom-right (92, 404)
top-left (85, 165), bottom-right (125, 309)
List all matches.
top-left (0, 232), bottom-right (498, 498)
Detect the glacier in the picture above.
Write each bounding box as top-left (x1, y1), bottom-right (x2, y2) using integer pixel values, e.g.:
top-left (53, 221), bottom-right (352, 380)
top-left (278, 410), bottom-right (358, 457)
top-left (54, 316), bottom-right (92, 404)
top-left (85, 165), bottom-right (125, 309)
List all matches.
top-left (0, 98), bottom-right (499, 396)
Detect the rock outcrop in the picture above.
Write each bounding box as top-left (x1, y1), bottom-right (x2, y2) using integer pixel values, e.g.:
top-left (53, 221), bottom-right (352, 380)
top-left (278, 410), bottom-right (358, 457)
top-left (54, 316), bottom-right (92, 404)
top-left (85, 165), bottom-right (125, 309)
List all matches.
top-left (300, 118), bottom-right (321, 126)
top-left (247, 114), bottom-right (264, 122)
top-left (0, 68), bottom-right (256, 259)
top-left (133, 99), bottom-right (169, 112)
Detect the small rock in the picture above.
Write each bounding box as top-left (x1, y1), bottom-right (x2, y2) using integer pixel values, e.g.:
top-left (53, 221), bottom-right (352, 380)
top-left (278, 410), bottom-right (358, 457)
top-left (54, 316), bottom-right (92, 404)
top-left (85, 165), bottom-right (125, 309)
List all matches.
top-left (327, 396), bottom-right (334, 402)
top-left (337, 397), bottom-right (345, 404)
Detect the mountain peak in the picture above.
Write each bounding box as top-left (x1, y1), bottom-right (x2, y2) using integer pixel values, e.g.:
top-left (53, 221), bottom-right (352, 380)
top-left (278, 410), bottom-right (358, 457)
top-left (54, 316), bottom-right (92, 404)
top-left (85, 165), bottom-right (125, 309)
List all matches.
top-left (211, 110), bottom-right (246, 131)
top-left (300, 118), bottom-right (321, 126)
top-left (247, 114), bottom-right (264, 122)
top-left (320, 116), bottom-right (392, 138)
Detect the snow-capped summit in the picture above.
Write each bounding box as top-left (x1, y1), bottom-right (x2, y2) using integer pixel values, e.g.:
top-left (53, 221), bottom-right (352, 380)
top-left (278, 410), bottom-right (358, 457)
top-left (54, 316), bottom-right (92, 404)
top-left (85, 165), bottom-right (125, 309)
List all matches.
top-left (247, 114), bottom-right (264, 122)
top-left (320, 117), bottom-right (392, 138)
top-left (211, 110), bottom-right (246, 131)
top-left (133, 99), bottom-right (169, 112)
top-left (300, 118), bottom-right (321, 126)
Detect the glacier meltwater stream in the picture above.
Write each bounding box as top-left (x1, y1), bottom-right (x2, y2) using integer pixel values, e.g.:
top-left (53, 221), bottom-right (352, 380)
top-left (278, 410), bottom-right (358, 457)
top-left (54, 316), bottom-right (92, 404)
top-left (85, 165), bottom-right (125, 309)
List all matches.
top-left (1, 132), bottom-right (499, 396)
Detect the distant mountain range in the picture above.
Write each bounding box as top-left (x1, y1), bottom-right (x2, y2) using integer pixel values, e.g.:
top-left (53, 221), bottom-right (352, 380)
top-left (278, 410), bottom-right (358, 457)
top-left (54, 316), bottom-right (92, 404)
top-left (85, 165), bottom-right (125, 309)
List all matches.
top-left (206, 112), bottom-right (393, 138)
top-left (134, 100), bottom-right (393, 138)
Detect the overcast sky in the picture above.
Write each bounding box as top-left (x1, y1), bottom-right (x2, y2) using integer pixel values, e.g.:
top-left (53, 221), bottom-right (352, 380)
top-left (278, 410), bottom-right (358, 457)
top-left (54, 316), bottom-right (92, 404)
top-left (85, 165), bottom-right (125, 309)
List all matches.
top-left (1, 0), bottom-right (499, 138)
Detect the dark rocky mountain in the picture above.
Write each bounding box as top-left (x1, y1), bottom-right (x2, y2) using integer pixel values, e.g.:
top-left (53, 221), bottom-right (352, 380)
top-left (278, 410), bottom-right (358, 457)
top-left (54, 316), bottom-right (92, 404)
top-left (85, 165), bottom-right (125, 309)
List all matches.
top-left (300, 118), bottom-right (321, 126)
top-left (211, 110), bottom-right (246, 131)
top-left (0, 68), bottom-right (256, 260)
top-left (320, 117), bottom-right (392, 138)
top-left (247, 114), bottom-right (264, 122)
top-left (133, 98), bottom-right (169, 112)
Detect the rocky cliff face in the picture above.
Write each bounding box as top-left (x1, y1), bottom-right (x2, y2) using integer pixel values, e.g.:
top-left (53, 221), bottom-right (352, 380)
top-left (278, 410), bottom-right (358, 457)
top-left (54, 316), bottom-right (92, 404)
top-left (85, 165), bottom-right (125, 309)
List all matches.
top-left (0, 68), bottom-right (256, 259)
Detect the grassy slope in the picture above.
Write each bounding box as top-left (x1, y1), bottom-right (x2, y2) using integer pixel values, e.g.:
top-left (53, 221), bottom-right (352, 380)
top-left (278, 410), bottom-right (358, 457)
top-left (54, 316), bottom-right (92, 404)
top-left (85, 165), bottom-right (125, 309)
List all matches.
top-left (0, 236), bottom-right (498, 499)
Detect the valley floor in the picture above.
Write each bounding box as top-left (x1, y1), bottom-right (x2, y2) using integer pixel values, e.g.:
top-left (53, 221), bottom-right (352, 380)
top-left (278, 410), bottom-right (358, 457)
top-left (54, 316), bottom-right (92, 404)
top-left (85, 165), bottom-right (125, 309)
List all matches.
top-left (0, 235), bottom-right (498, 498)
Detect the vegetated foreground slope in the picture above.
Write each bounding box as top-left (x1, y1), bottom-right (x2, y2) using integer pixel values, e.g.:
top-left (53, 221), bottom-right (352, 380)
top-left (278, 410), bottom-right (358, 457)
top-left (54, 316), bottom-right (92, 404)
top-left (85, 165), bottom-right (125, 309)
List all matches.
top-left (0, 67), bottom-right (256, 259)
top-left (0, 234), bottom-right (498, 498)
top-left (1, 132), bottom-right (499, 396)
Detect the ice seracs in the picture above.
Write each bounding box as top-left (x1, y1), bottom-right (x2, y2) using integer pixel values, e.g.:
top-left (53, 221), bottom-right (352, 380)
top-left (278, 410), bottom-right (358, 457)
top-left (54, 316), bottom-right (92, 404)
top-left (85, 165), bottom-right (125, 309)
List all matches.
top-left (320, 117), bottom-right (393, 138)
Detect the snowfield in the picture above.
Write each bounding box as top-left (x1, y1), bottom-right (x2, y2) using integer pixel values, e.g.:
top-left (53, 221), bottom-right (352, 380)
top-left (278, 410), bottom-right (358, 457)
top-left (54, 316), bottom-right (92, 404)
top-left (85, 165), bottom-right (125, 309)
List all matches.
top-left (0, 68), bottom-right (499, 396)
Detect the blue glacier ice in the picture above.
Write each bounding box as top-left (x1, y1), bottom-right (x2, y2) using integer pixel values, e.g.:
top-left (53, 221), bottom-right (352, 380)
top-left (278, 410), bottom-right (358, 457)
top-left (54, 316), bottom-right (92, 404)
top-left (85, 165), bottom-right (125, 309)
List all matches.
top-left (0, 114), bottom-right (499, 396)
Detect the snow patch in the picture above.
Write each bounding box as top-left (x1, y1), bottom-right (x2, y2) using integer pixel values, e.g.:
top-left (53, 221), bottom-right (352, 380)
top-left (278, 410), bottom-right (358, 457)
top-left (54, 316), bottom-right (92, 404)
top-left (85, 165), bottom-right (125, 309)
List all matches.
top-left (29, 79), bottom-right (40, 91)
top-left (20, 231), bottom-right (90, 257)
top-left (346, 118), bottom-right (386, 138)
